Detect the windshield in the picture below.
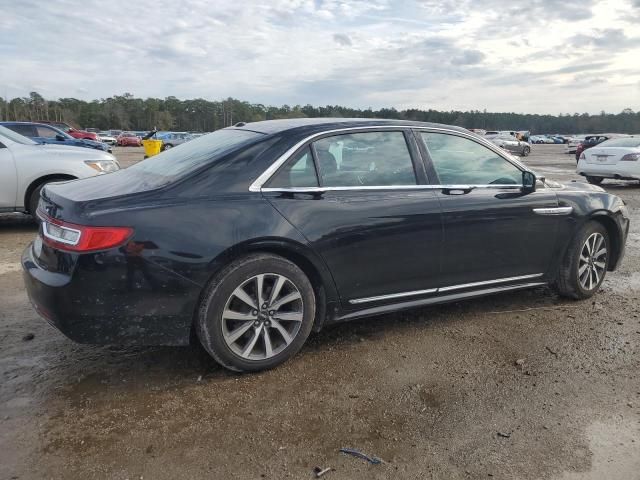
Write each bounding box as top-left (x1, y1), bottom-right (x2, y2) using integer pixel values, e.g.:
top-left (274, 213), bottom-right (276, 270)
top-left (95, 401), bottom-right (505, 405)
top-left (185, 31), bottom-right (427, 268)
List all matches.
top-left (125, 128), bottom-right (264, 187)
top-left (598, 137), bottom-right (639, 148)
top-left (0, 125), bottom-right (38, 145)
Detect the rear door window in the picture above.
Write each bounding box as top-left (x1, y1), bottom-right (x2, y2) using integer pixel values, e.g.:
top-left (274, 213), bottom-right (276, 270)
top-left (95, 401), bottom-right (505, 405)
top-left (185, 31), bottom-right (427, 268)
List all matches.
top-left (312, 131), bottom-right (417, 187)
top-left (268, 146), bottom-right (318, 188)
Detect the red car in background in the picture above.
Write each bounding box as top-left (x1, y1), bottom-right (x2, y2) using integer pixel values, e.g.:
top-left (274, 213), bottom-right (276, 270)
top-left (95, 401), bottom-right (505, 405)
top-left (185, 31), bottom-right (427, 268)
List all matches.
top-left (117, 132), bottom-right (142, 146)
top-left (37, 121), bottom-right (99, 141)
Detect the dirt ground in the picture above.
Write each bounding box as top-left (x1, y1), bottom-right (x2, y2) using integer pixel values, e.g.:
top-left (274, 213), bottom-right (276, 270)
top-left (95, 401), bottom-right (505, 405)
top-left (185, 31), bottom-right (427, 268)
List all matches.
top-left (1, 144), bottom-right (639, 480)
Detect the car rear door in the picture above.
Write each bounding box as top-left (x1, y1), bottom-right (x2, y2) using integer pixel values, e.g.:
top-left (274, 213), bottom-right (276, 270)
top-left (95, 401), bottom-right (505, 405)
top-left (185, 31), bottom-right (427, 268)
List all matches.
top-left (261, 128), bottom-right (443, 308)
top-left (416, 130), bottom-right (562, 289)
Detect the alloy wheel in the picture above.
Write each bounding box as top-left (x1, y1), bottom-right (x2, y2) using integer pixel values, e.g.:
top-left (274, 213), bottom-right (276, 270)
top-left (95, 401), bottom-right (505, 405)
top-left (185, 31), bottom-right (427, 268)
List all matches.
top-left (221, 273), bottom-right (304, 360)
top-left (578, 232), bottom-right (607, 291)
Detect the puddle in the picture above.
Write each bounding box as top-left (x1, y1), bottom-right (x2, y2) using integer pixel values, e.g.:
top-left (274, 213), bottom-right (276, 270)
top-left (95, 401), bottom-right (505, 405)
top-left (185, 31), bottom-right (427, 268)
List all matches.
top-left (558, 420), bottom-right (640, 480)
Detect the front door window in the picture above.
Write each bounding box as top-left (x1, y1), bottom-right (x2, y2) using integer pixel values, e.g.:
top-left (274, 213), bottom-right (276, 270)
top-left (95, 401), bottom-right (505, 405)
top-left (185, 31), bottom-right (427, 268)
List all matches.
top-left (420, 132), bottom-right (521, 185)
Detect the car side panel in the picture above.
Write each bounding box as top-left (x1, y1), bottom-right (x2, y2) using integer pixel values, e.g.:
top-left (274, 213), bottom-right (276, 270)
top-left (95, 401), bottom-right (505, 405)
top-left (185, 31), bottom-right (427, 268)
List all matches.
top-left (26, 196), bottom-right (339, 345)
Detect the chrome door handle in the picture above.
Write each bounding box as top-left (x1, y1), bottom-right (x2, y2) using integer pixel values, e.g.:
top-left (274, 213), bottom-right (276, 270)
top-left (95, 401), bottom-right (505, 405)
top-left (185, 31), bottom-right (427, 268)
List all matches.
top-left (442, 185), bottom-right (474, 195)
top-left (532, 207), bottom-right (573, 216)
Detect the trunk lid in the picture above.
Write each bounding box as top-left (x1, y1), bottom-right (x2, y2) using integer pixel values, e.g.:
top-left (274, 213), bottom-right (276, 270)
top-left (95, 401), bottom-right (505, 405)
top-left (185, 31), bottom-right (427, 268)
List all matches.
top-left (586, 147), bottom-right (622, 165)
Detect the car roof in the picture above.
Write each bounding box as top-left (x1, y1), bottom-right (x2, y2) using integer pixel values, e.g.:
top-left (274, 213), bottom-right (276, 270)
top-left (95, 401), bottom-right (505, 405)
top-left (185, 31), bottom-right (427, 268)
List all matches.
top-left (586, 133), bottom-right (629, 138)
top-left (0, 121), bottom-right (64, 130)
top-left (229, 117), bottom-right (470, 135)
top-left (1, 121), bottom-right (51, 126)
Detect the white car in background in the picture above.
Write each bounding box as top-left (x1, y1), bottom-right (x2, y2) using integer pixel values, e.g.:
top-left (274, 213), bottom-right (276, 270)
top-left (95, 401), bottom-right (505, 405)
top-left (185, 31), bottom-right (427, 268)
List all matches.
top-left (98, 131), bottom-right (117, 145)
top-left (577, 136), bottom-right (640, 185)
top-left (0, 125), bottom-right (119, 216)
top-left (566, 135), bottom-right (587, 154)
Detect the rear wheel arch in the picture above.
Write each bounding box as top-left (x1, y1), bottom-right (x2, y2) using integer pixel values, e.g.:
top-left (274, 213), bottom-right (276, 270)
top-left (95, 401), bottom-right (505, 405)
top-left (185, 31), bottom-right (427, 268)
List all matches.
top-left (23, 174), bottom-right (77, 213)
top-left (192, 240), bottom-right (338, 340)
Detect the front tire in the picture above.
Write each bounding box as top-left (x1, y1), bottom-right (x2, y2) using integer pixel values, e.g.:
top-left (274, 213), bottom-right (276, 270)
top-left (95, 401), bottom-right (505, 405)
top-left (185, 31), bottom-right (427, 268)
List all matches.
top-left (522, 146), bottom-right (530, 156)
top-left (586, 176), bottom-right (604, 185)
top-left (554, 221), bottom-right (609, 299)
top-left (28, 183), bottom-right (46, 218)
top-left (197, 253), bottom-right (316, 372)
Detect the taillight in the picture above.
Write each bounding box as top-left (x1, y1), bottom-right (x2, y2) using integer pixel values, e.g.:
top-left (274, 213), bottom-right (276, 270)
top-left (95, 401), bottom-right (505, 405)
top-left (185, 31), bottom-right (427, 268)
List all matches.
top-left (621, 153), bottom-right (640, 161)
top-left (579, 152), bottom-right (586, 160)
top-left (39, 214), bottom-right (133, 252)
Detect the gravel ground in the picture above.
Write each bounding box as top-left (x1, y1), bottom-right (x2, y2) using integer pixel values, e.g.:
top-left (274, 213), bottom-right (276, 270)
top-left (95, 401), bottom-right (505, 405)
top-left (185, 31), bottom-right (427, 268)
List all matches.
top-left (1, 144), bottom-right (639, 480)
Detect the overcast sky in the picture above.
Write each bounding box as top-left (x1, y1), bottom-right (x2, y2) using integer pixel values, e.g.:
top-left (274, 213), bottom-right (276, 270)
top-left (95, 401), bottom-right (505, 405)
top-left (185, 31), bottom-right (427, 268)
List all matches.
top-left (1, 0), bottom-right (639, 114)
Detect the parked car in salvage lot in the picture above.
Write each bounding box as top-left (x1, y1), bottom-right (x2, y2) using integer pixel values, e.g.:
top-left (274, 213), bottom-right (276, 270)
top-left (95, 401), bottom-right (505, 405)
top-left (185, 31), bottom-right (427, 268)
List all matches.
top-left (486, 134), bottom-right (531, 156)
top-left (577, 136), bottom-right (640, 185)
top-left (0, 125), bottom-right (119, 216)
top-left (21, 119), bottom-right (630, 372)
top-left (116, 132), bottom-right (142, 146)
top-left (158, 132), bottom-right (195, 150)
top-left (36, 121), bottom-right (99, 141)
top-left (98, 131), bottom-right (117, 145)
top-left (0, 121), bottom-right (112, 153)
top-left (566, 135), bottom-right (587, 153)
top-left (575, 133), bottom-right (629, 161)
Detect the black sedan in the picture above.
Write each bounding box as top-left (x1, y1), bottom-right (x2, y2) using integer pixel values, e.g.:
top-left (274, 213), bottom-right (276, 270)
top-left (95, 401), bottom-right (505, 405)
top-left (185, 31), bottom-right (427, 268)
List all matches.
top-left (22, 119), bottom-right (630, 372)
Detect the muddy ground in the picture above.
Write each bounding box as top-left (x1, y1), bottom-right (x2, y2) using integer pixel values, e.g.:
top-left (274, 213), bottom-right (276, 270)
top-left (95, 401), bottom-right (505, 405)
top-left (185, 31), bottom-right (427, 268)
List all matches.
top-left (1, 144), bottom-right (639, 479)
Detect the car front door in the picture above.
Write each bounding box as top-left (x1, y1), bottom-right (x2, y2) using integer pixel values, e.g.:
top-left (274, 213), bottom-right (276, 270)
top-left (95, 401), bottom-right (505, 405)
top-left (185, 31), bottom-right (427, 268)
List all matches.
top-left (262, 129), bottom-right (443, 308)
top-left (416, 130), bottom-right (561, 289)
top-left (0, 142), bottom-right (17, 209)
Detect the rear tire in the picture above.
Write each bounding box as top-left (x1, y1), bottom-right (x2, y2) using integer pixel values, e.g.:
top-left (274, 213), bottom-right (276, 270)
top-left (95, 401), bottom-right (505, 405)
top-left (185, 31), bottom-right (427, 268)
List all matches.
top-left (196, 253), bottom-right (316, 372)
top-left (586, 176), bottom-right (604, 185)
top-left (522, 146), bottom-right (530, 156)
top-left (554, 221), bottom-right (609, 299)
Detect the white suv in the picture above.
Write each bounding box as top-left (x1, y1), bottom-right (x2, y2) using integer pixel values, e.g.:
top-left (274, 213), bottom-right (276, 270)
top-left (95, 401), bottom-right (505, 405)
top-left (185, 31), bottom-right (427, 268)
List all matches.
top-left (0, 125), bottom-right (120, 215)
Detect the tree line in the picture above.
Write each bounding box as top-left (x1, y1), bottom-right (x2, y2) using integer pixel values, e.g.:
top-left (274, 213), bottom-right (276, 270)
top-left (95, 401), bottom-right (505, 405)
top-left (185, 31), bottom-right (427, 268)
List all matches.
top-left (1, 92), bottom-right (638, 134)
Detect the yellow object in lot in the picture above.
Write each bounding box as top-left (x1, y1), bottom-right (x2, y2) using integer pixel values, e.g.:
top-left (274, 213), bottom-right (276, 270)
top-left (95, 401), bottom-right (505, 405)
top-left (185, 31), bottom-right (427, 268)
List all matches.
top-left (142, 139), bottom-right (163, 158)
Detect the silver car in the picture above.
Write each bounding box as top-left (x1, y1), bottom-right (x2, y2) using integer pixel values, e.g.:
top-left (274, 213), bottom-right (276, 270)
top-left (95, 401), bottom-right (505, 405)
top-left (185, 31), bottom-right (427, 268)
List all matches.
top-left (0, 125), bottom-right (119, 215)
top-left (487, 135), bottom-right (531, 157)
top-left (159, 132), bottom-right (194, 150)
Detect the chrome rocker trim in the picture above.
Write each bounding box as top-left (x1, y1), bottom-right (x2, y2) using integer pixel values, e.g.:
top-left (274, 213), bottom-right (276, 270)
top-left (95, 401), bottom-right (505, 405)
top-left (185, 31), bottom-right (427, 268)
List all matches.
top-left (349, 273), bottom-right (544, 304)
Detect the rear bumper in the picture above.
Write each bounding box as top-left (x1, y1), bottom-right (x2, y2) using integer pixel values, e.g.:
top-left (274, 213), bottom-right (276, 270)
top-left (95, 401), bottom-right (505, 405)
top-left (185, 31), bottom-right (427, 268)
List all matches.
top-left (22, 242), bottom-right (198, 346)
top-left (577, 161), bottom-right (640, 180)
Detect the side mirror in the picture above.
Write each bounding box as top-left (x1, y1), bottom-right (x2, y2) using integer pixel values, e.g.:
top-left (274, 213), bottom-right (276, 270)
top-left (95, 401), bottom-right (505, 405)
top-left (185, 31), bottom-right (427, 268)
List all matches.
top-left (522, 171), bottom-right (536, 192)
top-left (55, 134), bottom-right (66, 141)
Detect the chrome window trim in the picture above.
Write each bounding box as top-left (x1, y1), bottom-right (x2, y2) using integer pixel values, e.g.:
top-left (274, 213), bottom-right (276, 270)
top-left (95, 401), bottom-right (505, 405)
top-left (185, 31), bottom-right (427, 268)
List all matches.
top-left (348, 273), bottom-right (544, 304)
top-left (249, 125), bottom-right (528, 192)
top-left (260, 184), bottom-right (524, 193)
top-left (532, 207), bottom-right (573, 216)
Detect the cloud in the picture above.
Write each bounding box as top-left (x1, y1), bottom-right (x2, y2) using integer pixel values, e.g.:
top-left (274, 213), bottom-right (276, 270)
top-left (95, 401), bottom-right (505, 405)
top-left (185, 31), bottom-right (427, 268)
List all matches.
top-left (332, 33), bottom-right (352, 46)
top-left (569, 28), bottom-right (640, 50)
top-left (451, 50), bottom-right (485, 65)
top-left (0, 0), bottom-right (638, 114)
